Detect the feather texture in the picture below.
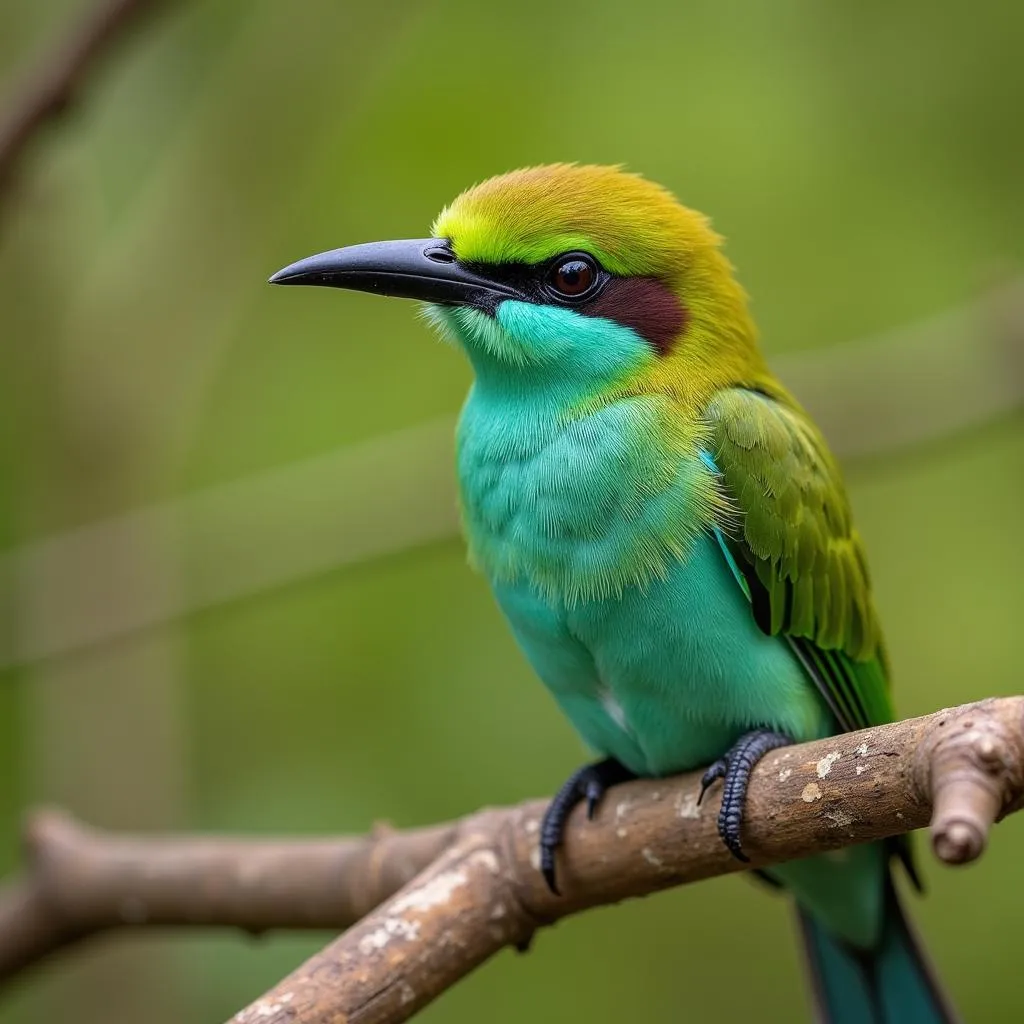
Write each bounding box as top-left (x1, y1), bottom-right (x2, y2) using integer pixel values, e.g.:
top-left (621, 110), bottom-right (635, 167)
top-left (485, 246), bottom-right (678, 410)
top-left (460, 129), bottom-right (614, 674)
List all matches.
top-left (706, 391), bottom-right (883, 657)
top-left (702, 387), bottom-right (895, 730)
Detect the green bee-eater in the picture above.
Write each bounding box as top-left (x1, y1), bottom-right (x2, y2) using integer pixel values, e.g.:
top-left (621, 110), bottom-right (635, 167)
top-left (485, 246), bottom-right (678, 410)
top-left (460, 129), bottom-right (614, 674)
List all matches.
top-left (271, 164), bottom-right (957, 1023)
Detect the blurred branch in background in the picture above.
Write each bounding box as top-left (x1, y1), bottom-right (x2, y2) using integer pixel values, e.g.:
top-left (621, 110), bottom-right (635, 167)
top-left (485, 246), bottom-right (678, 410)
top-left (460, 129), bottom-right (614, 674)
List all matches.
top-left (0, 278), bottom-right (1021, 673)
top-left (0, 0), bottom-right (170, 196)
top-left (778, 278), bottom-right (1023, 459)
top-left (1, 3), bottom-right (425, 1021)
top-left (0, 699), bottom-right (1020, 1021)
top-left (1, 5), bottom-right (187, 1023)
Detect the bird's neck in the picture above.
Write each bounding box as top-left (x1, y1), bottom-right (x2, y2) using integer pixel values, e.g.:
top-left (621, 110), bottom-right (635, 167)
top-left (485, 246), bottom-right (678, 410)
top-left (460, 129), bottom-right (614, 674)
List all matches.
top-left (459, 320), bottom-right (640, 416)
top-left (455, 383), bottom-right (725, 605)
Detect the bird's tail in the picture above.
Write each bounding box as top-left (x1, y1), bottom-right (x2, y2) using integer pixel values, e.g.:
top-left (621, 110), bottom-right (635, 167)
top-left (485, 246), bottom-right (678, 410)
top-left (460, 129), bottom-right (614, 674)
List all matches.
top-left (796, 879), bottom-right (959, 1024)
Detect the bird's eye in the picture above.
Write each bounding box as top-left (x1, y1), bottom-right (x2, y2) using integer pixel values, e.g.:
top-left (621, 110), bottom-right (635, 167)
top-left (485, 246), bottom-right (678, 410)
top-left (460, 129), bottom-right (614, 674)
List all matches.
top-left (548, 254), bottom-right (599, 300)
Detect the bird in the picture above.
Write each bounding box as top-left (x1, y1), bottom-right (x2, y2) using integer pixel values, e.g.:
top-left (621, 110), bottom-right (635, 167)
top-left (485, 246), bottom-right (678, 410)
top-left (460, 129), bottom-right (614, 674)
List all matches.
top-left (269, 163), bottom-right (958, 1024)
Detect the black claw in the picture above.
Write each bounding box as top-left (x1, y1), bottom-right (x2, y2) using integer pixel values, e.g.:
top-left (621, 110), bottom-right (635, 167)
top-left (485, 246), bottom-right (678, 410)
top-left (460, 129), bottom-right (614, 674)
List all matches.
top-left (697, 758), bottom-right (728, 805)
top-left (705, 729), bottom-right (793, 862)
top-left (541, 860), bottom-right (559, 897)
top-left (539, 757), bottom-right (635, 894)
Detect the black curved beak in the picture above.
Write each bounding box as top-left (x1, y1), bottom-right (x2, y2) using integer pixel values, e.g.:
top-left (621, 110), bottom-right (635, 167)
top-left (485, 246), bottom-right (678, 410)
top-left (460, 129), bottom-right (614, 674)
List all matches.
top-left (268, 238), bottom-right (518, 308)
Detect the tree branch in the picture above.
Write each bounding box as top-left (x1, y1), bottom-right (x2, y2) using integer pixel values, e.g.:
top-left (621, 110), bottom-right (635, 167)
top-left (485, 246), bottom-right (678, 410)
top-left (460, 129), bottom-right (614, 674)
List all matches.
top-left (0, 701), bottom-right (1022, 1019)
top-left (228, 697), bottom-right (1024, 1023)
top-left (0, 0), bottom-right (169, 194)
top-left (0, 812), bottom-right (459, 983)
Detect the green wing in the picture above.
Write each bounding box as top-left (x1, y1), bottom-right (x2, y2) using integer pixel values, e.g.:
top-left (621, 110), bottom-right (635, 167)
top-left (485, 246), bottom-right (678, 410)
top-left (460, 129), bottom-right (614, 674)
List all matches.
top-left (704, 386), bottom-right (894, 732)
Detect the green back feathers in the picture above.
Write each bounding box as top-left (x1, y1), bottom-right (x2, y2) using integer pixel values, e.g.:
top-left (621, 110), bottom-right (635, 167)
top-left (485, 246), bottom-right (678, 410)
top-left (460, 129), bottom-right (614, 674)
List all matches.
top-left (705, 386), bottom-right (894, 729)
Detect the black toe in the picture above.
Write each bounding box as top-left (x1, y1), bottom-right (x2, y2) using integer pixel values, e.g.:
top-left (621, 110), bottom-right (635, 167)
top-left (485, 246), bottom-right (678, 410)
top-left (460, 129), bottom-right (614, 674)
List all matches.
top-left (539, 757), bottom-right (635, 894)
top-left (703, 729), bottom-right (793, 862)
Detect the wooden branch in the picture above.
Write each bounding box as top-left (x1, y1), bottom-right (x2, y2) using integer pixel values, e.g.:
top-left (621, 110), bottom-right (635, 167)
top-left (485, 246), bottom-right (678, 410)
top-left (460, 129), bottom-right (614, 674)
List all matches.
top-left (0, 0), bottom-right (169, 193)
top-left (232, 698), bottom-right (1024, 1024)
top-left (0, 701), bottom-right (1020, 1018)
top-left (0, 812), bottom-right (459, 983)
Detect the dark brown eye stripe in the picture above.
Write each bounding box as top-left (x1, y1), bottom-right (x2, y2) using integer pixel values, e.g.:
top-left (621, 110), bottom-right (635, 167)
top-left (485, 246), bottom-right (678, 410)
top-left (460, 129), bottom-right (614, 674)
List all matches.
top-left (584, 277), bottom-right (687, 355)
top-left (457, 255), bottom-right (686, 352)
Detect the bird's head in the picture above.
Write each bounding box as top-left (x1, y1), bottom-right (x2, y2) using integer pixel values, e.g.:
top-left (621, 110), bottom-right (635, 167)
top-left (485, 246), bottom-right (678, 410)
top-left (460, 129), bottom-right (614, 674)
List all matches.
top-left (271, 164), bottom-right (763, 410)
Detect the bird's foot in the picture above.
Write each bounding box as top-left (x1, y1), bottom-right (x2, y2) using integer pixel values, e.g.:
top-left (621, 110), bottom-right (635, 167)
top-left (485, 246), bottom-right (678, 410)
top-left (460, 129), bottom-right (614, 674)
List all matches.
top-left (697, 728), bottom-right (793, 862)
top-left (539, 757), bottom-right (635, 894)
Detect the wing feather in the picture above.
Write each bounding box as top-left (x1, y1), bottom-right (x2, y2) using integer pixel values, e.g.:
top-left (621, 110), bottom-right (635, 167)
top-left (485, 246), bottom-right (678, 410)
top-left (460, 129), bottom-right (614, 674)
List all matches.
top-left (704, 387), bottom-right (894, 731)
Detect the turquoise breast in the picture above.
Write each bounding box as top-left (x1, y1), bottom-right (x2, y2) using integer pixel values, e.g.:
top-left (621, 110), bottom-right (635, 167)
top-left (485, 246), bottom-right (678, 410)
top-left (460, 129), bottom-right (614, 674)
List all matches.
top-left (492, 535), bottom-right (829, 775)
top-left (457, 388), bottom-right (831, 776)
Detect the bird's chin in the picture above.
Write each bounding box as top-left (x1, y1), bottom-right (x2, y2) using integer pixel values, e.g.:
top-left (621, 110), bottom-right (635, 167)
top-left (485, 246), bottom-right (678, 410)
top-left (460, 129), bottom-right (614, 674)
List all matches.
top-left (421, 303), bottom-right (543, 368)
top-left (417, 303), bottom-right (464, 346)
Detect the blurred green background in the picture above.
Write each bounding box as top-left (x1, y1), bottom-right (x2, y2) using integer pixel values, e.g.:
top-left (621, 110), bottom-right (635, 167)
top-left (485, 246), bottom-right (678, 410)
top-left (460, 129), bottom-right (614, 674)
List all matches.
top-left (1, 1), bottom-right (1022, 1021)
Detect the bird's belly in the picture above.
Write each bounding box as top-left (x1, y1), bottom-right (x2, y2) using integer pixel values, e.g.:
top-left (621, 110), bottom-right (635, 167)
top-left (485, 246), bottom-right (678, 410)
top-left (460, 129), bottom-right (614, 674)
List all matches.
top-left (493, 532), bottom-right (830, 777)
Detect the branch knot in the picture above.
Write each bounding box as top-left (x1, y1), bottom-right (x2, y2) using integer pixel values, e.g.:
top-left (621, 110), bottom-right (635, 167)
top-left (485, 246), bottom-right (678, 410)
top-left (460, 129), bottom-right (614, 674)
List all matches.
top-left (917, 700), bottom-right (1024, 865)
